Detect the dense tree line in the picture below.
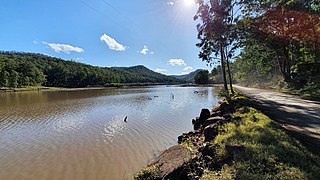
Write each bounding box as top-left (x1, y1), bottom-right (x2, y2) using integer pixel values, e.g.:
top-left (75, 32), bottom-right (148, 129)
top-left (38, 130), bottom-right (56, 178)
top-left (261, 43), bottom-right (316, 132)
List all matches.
top-left (195, 0), bottom-right (319, 91)
top-left (194, 70), bottom-right (209, 84)
top-left (233, 0), bottom-right (320, 89)
top-left (0, 52), bottom-right (180, 88)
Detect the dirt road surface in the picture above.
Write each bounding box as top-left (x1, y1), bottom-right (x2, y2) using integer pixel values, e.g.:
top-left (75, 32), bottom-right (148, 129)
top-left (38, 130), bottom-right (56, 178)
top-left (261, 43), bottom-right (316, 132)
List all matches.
top-left (234, 85), bottom-right (320, 152)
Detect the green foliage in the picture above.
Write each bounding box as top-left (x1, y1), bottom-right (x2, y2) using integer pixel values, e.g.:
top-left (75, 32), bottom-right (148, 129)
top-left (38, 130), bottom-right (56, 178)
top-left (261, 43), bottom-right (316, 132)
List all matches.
top-left (233, 43), bottom-right (277, 80)
top-left (8, 70), bottom-right (19, 88)
top-left (209, 66), bottom-right (223, 84)
top-left (0, 70), bottom-right (9, 87)
top-left (194, 0), bottom-right (239, 90)
top-left (233, 0), bottom-right (320, 89)
top-left (202, 94), bottom-right (320, 179)
top-left (195, 70), bottom-right (209, 84)
top-left (211, 66), bottom-right (220, 76)
top-left (134, 165), bottom-right (159, 180)
top-left (282, 82), bottom-right (320, 101)
top-left (0, 52), bottom-right (180, 88)
top-left (218, 90), bottom-right (231, 100)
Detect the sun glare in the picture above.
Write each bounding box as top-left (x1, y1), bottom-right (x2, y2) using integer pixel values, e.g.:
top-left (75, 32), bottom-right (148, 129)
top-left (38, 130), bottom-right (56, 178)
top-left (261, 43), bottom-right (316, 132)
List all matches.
top-left (184, 0), bottom-right (194, 6)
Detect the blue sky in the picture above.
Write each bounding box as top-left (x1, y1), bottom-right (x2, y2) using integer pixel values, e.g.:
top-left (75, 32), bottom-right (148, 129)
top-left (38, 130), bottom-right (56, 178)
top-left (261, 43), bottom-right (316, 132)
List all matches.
top-left (0, 0), bottom-right (211, 75)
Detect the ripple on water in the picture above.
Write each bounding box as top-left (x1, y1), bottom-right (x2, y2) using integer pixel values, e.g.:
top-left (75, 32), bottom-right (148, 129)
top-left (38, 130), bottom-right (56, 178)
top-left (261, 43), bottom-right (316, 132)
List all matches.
top-left (103, 115), bottom-right (127, 144)
top-left (0, 86), bottom-right (219, 179)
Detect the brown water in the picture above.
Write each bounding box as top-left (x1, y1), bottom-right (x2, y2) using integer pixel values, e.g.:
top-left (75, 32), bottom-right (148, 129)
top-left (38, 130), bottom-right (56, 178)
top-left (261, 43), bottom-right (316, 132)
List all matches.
top-left (0, 86), bottom-right (219, 180)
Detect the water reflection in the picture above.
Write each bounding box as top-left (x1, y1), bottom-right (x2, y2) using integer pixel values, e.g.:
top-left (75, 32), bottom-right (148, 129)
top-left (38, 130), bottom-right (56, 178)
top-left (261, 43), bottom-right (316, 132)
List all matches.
top-left (103, 115), bottom-right (127, 144)
top-left (0, 86), bottom-right (219, 179)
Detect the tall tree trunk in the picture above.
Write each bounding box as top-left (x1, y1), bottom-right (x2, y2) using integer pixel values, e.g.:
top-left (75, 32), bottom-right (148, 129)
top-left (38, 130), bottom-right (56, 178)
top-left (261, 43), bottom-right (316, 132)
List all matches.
top-left (312, 17), bottom-right (319, 63)
top-left (220, 43), bottom-right (228, 91)
top-left (225, 51), bottom-right (234, 94)
top-left (283, 46), bottom-right (292, 84)
top-left (275, 51), bottom-right (285, 77)
top-left (314, 41), bottom-right (319, 63)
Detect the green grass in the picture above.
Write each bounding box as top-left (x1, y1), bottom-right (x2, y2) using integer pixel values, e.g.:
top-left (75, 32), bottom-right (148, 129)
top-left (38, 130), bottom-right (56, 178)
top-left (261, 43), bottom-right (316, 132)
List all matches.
top-left (200, 94), bottom-right (320, 179)
top-left (135, 91), bottom-right (320, 179)
top-left (134, 165), bottom-right (159, 180)
top-left (0, 86), bottom-right (110, 92)
top-left (280, 82), bottom-right (320, 101)
top-left (0, 86), bottom-right (64, 91)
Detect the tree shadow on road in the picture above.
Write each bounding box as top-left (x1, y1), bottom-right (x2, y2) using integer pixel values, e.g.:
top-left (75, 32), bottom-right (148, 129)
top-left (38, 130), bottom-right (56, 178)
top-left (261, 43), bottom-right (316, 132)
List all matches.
top-left (245, 96), bottom-right (320, 155)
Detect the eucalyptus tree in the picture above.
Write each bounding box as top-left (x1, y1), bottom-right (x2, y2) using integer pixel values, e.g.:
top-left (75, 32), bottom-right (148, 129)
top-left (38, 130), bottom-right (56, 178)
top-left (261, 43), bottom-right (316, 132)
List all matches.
top-left (238, 0), bottom-right (320, 86)
top-left (194, 0), bottom-right (239, 93)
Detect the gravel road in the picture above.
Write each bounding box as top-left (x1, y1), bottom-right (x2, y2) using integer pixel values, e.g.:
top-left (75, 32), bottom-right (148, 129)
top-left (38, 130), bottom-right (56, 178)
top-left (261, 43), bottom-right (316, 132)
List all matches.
top-left (234, 85), bottom-right (320, 150)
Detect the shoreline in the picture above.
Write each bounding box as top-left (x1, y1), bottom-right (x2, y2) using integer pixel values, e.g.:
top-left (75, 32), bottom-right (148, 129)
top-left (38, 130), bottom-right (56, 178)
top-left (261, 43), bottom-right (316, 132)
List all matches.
top-left (135, 92), bottom-right (320, 179)
top-left (0, 84), bottom-right (223, 93)
top-left (0, 86), bottom-right (112, 93)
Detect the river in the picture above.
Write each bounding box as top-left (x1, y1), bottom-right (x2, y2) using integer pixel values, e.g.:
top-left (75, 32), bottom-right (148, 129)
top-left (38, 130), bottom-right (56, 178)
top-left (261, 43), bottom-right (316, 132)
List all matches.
top-left (0, 86), bottom-right (219, 179)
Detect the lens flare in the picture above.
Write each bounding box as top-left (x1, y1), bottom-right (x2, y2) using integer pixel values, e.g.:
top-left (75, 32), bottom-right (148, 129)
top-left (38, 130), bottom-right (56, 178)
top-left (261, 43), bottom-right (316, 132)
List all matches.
top-left (184, 0), bottom-right (194, 6)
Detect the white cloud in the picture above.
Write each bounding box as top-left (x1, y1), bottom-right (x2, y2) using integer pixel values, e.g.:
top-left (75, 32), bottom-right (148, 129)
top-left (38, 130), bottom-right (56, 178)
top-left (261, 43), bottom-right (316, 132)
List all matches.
top-left (167, 1), bottom-right (174, 5)
top-left (140, 45), bottom-right (149, 55)
top-left (150, 51), bottom-right (154, 55)
top-left (155, 68), bottom-right (168, 73)
top-left (183, 66), bottom-right (193, 71)
top-left (44, 42), bottom-right (84, 54)
top-left (100, 34), bottom-right (126, 51)
top-left (33, 40), bottom-right (39, 44)
top-left (169, 59), bottom-right (187, 66)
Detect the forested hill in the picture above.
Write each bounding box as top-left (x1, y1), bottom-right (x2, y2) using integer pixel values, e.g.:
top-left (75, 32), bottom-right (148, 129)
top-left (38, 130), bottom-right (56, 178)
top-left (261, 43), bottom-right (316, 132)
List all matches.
top-left (0, 52), bottom-right (180, 88)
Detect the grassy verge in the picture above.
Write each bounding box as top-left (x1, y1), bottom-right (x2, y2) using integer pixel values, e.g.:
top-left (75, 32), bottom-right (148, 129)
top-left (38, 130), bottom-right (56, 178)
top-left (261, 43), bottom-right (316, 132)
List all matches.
top-left (0, 83), bottom-right (177, 92)
top-left (279, 82), bottom-right (320, 101)
top-left (135, 90), bottom-right (320, 179)
top-left (199, 93), bottom-right (320, 179)
top-left (0, 86), bottom-right (63, 92)
top-left (134, 165), bottom-right (159, 180)
top-left (0, 86), bottom-right (115, 92)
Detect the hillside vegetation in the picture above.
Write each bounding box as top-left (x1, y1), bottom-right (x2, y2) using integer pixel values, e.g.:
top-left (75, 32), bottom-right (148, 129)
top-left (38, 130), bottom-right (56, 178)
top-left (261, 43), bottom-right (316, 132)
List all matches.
top-left (0, 52), bottom-right (180, 88)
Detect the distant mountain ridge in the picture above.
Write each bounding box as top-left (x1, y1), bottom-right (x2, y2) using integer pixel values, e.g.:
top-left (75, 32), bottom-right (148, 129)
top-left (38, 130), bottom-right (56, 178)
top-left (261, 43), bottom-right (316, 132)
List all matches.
top-left (0, 51), bottom-right (180, 88)
top-left (172, 69), bottom-right (204, 83)
top-left (117, 65), bottom-right (178, 83)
